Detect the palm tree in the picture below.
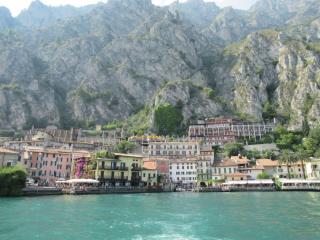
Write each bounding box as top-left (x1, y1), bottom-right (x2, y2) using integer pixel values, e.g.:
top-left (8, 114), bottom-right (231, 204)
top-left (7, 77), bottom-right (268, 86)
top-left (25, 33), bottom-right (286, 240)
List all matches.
top-left (279, 150), bottom-right (295, 179)
top-left (295, 148), bottom-right (308, 179)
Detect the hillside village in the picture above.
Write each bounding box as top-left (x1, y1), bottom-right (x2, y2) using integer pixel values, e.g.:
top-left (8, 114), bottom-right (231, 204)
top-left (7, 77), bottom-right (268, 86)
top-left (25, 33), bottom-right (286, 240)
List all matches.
top-left (1, 116), bottom-right (320, 195)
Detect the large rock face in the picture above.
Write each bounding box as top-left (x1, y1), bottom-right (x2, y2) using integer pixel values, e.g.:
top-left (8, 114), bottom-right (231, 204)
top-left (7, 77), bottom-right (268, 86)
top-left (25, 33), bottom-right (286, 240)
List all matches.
top-left (0, 0), bottom-right (320, 132)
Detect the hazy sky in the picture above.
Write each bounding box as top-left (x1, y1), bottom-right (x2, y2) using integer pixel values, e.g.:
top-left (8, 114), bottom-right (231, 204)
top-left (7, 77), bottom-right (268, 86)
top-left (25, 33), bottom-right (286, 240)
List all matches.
top-left (0, 0), bottom-right (258, 17)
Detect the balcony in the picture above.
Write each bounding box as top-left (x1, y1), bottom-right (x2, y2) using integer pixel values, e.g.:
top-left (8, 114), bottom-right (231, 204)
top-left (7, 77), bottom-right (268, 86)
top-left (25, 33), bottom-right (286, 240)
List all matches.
top-left (131, 167), bottom-right (142, 171)
top-left (99, 166), bottom-right (128, 171)
top-left (100, 176), bottom-right (129, 181)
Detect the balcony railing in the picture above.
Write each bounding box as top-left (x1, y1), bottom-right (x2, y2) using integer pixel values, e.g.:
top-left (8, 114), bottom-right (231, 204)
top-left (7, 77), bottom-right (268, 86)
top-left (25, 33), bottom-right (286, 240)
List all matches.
top-left (99, 166), bottom-right (128, 171)
top-left (131, 167), bottom-right (142, 171)
top-left (100, 176), bottom-right (129, 181)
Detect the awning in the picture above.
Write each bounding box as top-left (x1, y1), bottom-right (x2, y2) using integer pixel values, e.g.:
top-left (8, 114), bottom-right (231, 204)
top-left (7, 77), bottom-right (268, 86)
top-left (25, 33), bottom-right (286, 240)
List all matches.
top-left (56, 179), bottom-right (99, 184)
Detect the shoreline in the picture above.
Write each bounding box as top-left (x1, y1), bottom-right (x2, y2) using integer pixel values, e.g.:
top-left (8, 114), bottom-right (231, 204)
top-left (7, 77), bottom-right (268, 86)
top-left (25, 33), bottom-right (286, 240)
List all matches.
top-left (14, 187), bottom-right (320, 197)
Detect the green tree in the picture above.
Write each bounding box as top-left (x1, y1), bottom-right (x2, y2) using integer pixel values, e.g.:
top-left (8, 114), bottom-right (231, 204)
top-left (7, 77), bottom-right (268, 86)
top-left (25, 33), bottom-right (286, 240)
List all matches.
top-left (115, 141), bottom-right (136, 153)
top-left (261, 150), bottom-right (277, 160)
top-left (276, 132), bottom-right (301, 150)
top-left (257, 171), bottom-right (270, 179)
top-left (302, 137), bottom-right (317, 156)
top-left (223, 143), bottom-right (244, 157)
top-left (295, 147), bottom-right (308, 179)
top-left (309, 125), bottom-right (320, 142)
top-left (154, 103), bottom-right (183, 136)
top-left (262, 102), bottom-right (277, 121)
top-left (0, 166), bottom-right (27, 196)
top-left (244, 150), bottom-right (261, 160)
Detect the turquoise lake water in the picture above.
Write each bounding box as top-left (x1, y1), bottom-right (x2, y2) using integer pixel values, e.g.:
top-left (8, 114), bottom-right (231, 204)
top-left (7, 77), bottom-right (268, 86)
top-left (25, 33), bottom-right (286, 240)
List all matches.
top-left (0, 192), bottom-right (320, 240)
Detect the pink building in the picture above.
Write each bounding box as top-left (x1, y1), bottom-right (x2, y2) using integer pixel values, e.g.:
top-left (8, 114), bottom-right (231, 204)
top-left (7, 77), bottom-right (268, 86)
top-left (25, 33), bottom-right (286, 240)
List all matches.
top-left (23, 147), bottom-right (90, 186)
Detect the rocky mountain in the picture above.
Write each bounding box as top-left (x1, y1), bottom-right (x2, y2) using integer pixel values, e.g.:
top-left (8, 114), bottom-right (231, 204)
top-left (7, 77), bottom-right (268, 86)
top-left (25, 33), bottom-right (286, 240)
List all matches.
top-left (0, 7), bottom-right (19, 31)
top-left (17, 0), bottom-right (100, 29)
top-left (0, 0), bottom-right (320, 134)
top-left (169, 0), bottom-right (220, 28)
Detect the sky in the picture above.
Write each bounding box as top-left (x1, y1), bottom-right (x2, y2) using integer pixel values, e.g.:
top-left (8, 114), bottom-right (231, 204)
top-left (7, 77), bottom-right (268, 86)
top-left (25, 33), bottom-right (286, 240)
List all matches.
top-left (0, 0), bottom-right (258, 17)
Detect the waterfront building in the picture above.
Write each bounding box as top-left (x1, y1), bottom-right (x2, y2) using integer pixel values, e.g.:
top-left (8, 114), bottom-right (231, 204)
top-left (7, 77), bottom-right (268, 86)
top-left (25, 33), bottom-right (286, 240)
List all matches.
top-left (169, 158), bottom-right (198, 187)
top-left (96, 153), bottom-right (143, 187)
top-left (0, 148), bottom-right (20, 167)
top-left (278, 179), bottom-right (320, 191)
top-left (22, 147), bottom-right (90, 186)
top-left (223, 173), bottom-right (251, 181)
top-left (188, 117), bottom-right (275, 146)
top-left (256, 159), bottom-right (305, 179)
top-left (196, 146), bottom-right (215, 186)
top-left (256, 159), bottom-right (279, 177)
top-left (222, 180), bottom-right (275, 191)
top-left (142, 161), bottom-right (158, 187)
top-left (237, 166), bottom-right (264, 179)
top-left (305, 158), bottom-right (320, 179)
top-left (212, 156), bottom-right (249, 180)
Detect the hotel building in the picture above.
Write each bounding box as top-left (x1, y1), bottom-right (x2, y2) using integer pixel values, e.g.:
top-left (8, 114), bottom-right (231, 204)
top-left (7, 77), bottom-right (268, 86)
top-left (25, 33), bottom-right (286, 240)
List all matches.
top-left (188, 117), bottom-right (275, 146)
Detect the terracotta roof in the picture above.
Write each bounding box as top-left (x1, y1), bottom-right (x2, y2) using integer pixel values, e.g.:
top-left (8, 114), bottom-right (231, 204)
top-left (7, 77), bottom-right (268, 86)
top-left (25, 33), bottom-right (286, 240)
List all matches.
top-left (216, 161), bottom-right (240, 167)
top-left (143, 161), bottom-right (157, 170)
top-left (214, 157), bottom-right (248, 167)
top-left (230, 156), bottom-right (249, 164)
top-left (256, 159), bottom-right (279, 167)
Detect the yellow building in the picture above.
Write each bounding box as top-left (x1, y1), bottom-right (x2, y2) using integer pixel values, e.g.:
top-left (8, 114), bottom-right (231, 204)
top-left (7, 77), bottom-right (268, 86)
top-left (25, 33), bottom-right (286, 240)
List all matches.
top-left (95, 153), bottom-right (143, 187)
top-left (142, 161), bottom-right (158, 187)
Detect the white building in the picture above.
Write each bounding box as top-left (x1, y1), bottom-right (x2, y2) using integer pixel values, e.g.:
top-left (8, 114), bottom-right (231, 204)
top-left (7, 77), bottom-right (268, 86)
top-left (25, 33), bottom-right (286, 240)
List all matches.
top-left (169, 160), bottom-right (197, 187)
top-left (305, 159), bottom-right (320, 179)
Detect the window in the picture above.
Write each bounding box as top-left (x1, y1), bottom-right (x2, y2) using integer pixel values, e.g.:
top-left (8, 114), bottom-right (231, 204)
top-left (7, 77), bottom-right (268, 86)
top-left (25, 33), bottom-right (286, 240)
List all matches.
top-left (224, 168), bottom-right (226, 174)
top-left (143, 173), bottom-right (146, 177)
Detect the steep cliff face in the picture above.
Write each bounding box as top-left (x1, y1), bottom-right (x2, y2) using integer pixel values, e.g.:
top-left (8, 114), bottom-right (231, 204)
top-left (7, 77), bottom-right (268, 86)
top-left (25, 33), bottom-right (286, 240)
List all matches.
top-left (0, 0), bottom-right (320, 132)
top-left (211, 24), bottom-right (320, 129)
